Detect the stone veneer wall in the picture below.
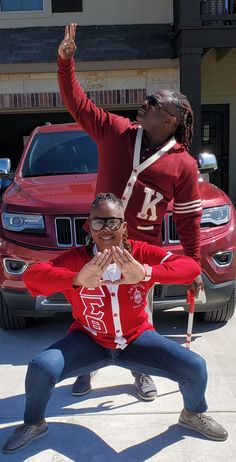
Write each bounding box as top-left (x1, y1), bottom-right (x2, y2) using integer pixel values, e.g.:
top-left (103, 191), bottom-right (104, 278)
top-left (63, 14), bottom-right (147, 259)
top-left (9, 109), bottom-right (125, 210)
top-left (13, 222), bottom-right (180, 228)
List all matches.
top-left (0, 68), bottom-right (179, 111)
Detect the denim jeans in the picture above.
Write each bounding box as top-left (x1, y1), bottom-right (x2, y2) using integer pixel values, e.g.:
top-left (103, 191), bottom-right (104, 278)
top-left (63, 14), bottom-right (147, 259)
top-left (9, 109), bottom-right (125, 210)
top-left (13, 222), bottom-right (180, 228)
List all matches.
top-left (24, 329), bottom-right (208, 424)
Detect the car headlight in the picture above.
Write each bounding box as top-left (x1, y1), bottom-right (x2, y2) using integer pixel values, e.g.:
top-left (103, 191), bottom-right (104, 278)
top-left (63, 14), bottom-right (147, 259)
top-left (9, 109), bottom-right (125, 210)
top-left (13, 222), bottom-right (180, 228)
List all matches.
top-left (201, 205), bottom-right (230, 226)
top-left (2, 213), bottom-right (45, 233)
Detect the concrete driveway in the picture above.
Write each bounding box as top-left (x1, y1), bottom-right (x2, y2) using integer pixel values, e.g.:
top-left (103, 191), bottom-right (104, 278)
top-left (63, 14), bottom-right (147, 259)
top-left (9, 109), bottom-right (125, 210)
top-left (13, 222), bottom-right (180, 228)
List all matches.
top-left (0, 308), bottom-right (235, 461)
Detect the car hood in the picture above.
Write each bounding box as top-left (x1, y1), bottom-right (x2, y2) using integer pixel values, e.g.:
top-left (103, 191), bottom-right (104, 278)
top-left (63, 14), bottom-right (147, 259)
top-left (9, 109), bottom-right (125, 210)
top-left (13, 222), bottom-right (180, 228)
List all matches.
top-left (4, 174), bottom-right (97, 214)
top-left (198, 177), bottom-right (229, 207)
top-left (4, 175), bottom-right (228, 215)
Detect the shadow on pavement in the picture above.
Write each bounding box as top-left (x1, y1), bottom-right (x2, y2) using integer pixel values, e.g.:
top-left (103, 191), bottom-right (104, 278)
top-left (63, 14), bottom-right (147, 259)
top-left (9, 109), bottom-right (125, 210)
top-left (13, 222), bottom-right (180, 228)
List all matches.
top-left (0, 310), bottom-right (227, 367)
top-left (153, 309), bottom-right (227, 339)
top-left (0, 383), bottom-right (180, 424)
top-left (0, 420), bottom-right (208, 462)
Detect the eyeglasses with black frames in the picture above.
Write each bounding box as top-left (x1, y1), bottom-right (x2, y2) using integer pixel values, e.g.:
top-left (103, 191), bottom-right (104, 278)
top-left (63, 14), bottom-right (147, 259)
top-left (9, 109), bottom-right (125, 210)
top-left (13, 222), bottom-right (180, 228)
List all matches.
top-left (145, 95), bottom-right (175, 117)
top-left (89, 217), bottom-right (124, 231)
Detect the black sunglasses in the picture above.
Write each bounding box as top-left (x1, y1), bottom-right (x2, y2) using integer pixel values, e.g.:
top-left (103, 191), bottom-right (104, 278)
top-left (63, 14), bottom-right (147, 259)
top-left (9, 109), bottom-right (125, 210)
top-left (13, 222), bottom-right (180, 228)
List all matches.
top-left (90, 217), bottom-right (124, 231)
top-left (145, 95), bottom-right (175, 117)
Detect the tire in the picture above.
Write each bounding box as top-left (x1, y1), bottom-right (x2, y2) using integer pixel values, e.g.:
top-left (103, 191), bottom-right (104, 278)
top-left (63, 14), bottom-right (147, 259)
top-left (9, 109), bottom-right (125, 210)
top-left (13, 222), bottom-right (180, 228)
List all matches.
top-left (196, 288), bottom-right (235, 323)
top-left (0, 292), bottom-right (27, 330)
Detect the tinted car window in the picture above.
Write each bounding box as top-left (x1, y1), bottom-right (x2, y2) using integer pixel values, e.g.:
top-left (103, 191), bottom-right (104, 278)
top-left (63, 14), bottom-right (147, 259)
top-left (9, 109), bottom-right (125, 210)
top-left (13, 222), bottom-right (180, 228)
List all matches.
top-left (22, 130), bottom-right (98, 176)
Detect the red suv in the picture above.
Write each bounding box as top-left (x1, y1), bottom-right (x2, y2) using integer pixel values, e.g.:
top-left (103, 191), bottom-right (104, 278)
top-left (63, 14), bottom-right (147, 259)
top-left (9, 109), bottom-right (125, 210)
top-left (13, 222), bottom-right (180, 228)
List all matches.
top-left (0, 123), bottom-right (235, 329)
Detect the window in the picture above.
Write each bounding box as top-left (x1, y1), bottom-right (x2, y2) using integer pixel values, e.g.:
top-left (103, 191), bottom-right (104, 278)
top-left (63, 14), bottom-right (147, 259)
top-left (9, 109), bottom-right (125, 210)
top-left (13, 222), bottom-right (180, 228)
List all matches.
top-left (0, 0), bottom-right (51, 18)
top-left (0, 0), bottom-right (43, 11)
top-left (52, 0), bottom-right (82, 13)
top-left (0, 0), bottom-right (82, 16)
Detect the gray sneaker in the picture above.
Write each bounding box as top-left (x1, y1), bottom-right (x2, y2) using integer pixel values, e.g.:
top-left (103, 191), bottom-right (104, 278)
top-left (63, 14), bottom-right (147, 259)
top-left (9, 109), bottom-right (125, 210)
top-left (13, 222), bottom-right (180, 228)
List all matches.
top-left (178, 409), bottom-right (228, 441)
top-left (72, 371), bottom-right (98, 396)
top-left (134, 374), bottom-right (157, 401)
top-left (2, 420), bottom-right (48, 453)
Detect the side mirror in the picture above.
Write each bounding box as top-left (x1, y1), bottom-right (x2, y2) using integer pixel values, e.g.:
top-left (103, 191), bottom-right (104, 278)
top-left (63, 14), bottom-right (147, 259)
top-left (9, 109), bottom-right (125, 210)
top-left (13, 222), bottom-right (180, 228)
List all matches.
top-left (0, 158), bottom-right (11, 174)
top-left (0, 159), bottom-right (14, 195)
top-left (198, 153), bottom-right (218, 174)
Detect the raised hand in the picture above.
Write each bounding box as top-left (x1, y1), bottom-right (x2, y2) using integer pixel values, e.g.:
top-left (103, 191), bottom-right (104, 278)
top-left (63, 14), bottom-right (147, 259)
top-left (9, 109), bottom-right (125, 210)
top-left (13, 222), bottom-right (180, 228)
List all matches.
top-left (58, 22), bottom-right (77, 60)
top-left (73, 249), bottom-right (113, 288)
top-left (111, 246), bottom-right (145, 285)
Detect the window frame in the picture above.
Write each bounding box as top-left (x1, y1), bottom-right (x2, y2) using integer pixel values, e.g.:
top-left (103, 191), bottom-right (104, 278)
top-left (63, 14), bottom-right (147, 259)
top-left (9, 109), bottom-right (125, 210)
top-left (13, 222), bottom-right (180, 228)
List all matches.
top-left (0, 0), bottom-right (51, 19)
top-left (51, 0), bottom-right (82, 13)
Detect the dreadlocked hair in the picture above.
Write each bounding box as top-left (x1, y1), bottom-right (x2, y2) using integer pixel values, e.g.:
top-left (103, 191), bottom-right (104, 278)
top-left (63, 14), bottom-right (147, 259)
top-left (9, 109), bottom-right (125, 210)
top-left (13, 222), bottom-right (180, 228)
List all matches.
top-left (171, 91), bottom-right (194, 151)
top-left (86, 192), bottom-right (132, 254)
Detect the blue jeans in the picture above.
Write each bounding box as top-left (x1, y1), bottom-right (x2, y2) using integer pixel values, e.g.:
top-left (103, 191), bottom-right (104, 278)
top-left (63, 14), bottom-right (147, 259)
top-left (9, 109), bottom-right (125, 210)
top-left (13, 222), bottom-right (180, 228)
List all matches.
top-left (24, 329), bottom-right (208, 424)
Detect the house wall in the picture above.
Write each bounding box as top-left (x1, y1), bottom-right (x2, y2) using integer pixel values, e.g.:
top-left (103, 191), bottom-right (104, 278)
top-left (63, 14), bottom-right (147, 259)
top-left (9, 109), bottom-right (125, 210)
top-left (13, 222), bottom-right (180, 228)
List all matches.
top-left (0, 0), bottom-right (173, 28)
top-left (202, 49), bottom-right (236, 203)
top-left (0, 65), bottom-right (179, 111)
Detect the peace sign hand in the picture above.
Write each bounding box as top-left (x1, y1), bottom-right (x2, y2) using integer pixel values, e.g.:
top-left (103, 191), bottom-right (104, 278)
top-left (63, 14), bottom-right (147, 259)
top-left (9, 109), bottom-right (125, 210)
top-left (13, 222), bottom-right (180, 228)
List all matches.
top-left (111, 246), bottom-right (145, 285)
top-left (73, 249), bottom-right (113, 288)
top-left (58, 23), bottom-right (77, 60)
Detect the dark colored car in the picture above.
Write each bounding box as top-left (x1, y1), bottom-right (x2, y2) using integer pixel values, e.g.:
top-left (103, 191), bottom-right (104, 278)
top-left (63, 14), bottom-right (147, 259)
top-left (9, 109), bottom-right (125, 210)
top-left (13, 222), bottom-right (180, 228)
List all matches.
top-left (0, 123), bottom-right (235, 330)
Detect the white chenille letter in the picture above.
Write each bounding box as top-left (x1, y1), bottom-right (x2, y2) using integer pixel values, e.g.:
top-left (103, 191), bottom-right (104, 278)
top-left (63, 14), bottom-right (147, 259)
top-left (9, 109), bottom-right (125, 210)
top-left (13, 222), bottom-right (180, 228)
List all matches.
top-left (137, 187), bottom-right (163, 221)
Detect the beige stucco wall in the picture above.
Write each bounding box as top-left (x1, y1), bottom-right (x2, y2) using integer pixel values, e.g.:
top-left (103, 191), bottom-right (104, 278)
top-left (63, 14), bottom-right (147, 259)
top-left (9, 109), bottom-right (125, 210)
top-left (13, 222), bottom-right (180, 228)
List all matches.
top-left (0, 0), bottom-right (173, 28)
top-left (0, 66), bottom-right (179, 97)
top-left (201, 49), bottom-right (236, 204)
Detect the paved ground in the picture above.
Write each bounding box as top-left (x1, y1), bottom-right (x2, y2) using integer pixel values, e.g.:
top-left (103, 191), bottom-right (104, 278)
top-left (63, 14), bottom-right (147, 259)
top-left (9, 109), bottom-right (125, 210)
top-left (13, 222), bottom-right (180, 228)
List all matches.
top-left (0, 307), bottom-right (235, 462)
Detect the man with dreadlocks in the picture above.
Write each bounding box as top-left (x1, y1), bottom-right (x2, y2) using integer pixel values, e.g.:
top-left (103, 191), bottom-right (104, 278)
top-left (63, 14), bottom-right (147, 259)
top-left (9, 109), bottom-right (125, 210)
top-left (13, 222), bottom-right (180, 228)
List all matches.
top-left (57, 23), bottom-right (203, 401)
top-left (2, 193), bottom-right (228, 453)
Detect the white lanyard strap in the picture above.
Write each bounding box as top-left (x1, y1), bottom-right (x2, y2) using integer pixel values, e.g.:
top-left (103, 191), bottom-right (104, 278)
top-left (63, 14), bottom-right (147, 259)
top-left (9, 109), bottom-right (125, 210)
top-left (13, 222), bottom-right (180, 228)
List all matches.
top-left (122, 129), bottom-right (176, 212)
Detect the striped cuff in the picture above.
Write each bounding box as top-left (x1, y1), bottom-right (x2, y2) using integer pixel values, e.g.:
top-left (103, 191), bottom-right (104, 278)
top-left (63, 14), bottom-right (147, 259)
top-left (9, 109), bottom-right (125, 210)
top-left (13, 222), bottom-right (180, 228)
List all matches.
top-left (173, 199), bottom-right (202, 214)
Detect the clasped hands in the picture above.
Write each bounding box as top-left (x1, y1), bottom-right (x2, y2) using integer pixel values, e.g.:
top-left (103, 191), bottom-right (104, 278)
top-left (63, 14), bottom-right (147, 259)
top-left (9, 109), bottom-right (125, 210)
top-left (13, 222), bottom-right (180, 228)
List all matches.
top-left (73, 247), bottom-right (146, 288)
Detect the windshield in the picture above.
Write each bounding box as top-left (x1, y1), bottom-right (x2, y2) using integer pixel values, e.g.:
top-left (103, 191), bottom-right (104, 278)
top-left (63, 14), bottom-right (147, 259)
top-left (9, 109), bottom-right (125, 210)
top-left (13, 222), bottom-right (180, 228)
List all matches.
top-left (22, 130), bottom-right (98, 177)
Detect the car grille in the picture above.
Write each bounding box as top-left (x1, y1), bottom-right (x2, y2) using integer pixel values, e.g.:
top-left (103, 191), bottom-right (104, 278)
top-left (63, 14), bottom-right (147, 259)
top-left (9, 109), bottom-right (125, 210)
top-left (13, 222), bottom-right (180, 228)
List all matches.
top-left (55, 214), bottom-right (180, 247)
top-left (167, 214), bottom-right (179, 243)
top-left (46, 292), bottom-right (70, 304)
top-left (160, 214), bottom-right (180, 244)
top-left (55, 217), bottom-right (88, 246)
top-left (153, 283), bottom-right (187, 301)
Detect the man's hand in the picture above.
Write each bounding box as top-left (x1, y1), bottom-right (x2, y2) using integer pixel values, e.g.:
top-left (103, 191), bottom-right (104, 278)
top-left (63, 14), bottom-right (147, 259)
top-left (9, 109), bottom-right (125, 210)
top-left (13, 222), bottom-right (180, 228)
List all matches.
top-left (189, 274), bottom-right (205, 301)
top-left (111, 246), bottom-right (145, 285)
top-left (73, 249), bottom-right (113, 288)
top-left (58, 23), bottom-right (77, 60)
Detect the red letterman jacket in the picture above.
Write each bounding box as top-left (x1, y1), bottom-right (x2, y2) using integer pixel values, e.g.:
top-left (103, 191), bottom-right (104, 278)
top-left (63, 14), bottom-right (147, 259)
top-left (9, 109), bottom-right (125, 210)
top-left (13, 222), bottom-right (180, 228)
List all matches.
top-left (58, 57), bottom-right (202, 263)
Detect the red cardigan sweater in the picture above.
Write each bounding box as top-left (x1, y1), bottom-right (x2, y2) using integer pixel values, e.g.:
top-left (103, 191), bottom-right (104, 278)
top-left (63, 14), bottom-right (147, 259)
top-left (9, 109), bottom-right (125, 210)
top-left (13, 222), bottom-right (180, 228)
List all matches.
top-left (24, 240), bottom-right (200, 349)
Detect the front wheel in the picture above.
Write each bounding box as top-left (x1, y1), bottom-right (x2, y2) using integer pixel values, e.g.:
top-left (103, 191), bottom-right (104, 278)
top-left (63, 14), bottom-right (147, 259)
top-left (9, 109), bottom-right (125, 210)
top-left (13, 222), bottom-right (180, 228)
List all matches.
top-left (196, 288), bottom-right (235, 323)
top-left (0, 292), bottom-right (28, 330)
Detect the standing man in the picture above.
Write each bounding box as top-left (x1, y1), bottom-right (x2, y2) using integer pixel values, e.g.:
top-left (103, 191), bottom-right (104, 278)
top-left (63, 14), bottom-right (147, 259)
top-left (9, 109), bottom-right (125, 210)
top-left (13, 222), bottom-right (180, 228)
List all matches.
top-left (57, 23), bottom-right (203, 401)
